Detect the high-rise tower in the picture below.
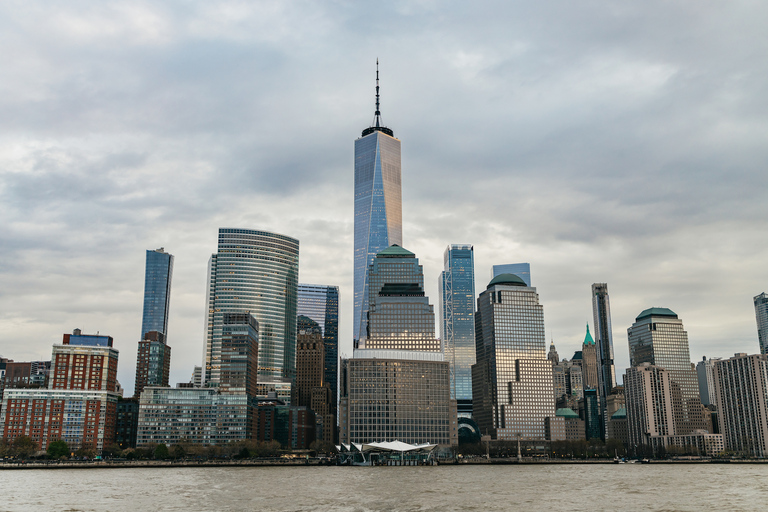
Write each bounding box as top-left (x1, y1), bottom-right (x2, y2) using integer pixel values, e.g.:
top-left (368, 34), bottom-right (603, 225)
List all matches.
top-left (754, 292), bottom-right (768, 354)
top-left (141, 248), bottom-right (173, 339)
top-left (439, 245), bottom-right (476, 416)
top-left (204, 228), bottom-right (298, 389)
top-left (591, 283), bottom-right (616, 404)
top-left (353, 61), bottom-right (403, 344)
top-left (297, 284), bottom-right (339, 411)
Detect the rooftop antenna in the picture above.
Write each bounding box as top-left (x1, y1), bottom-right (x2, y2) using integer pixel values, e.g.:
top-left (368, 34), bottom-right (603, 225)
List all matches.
top-left (373, 58), bottom-right (381, 128)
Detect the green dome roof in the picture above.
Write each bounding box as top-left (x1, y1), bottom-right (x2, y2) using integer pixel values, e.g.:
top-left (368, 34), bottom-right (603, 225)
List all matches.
top-left (377, 245), bottom-right (415, 258)
top-left (555, 408), bottom-right (580, 419)
top-left (636, 307), bottom-right (677, 322)
top-left (487, 273), bottom-right (527, 289)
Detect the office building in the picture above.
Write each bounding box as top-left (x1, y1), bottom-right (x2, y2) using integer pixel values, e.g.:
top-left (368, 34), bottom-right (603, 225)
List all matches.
top-left (579, 324), bottom-right (599, 390)
top-left (204, 228), bottom-right (298, 388)
top-left (134, 331), bottom-right (170, 398)
top-left (583, 389), bottom-right (602, 440)
top-left (0, 329), bottom-right (120, 452)
top-left (591, 284), bottom-right (616, 413)
top-left (353, 63), bottom-right (402, 344)
top-left (141, 248), bottom-right (173, 339)
top-left (491, 263), bottom-right (531, 287)
top-left (439, 244), bottom-right (476, 415)
top-left (713, 353), bottom-right (768, 456)
top-left (625, 363), bottom-right (676, 447)
top-left (297, 284), bottom-right (339, 415)
top-left (627, 308), bottom-right (707, 435)
top-left (115, 397), bottom-right (139, 449)
top-left (255, 399), bottom-right (315, 449)
top-left (472, 274), bottom-right (555, 441)
top-left (755, 293), bottom-right (768, 355)
top-left (294, 316), bottom-right (335, 443)
top-left (341, 246), bottom-right (454, 446)
top-left (696, 356), bottom-right (720, 406)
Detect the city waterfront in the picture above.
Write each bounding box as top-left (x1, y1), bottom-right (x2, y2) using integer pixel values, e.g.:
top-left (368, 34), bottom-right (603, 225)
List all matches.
top-left (2, 464), bottom-right (767, 511)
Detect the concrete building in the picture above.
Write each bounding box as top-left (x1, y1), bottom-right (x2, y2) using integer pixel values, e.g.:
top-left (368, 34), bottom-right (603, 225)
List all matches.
top-left (579, 324), bottom-right (600, 391)
top-left (254, 399), bottom-right (315, 449)
top-left (627, 308), bottom-right (707, 435)
top-left (607, 408), bottom-right (628, 446)
top-left (625, 364), bottom-right (676, 448)
top-left (472, 273), bottom-right (556, 441)
top-left (696, 356), bottom-right (720, 406)
top-left (134, 331), bottom-right (170, 398)
top-left (556, 408), bottom-right (585, 441)
top-left (294, 316), bottom-right (334, 444)
top-left (713, 353), bottom-right (768, 456)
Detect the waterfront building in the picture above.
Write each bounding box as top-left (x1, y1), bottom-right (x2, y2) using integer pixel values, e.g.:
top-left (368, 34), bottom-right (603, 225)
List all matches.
top-left (438, 244), bottom-right (476, 416)
top-left (297, 284), bottom-right (339, 416)
top-left (140, 248), bottom-right (173, 339)
top-left (204, 228), bottom-right (298, 388)
top-left (625, 363), bottom-right (676, 448)
top-left (134, 331), bottom-right (170, 398)
top-left (254, 399), bottom-right (315, 449)
top-left (353, 63), bottom-right (402, 344)
top-left (0, 329), bottom-right (120, 451)
top-left (472, 274), bottom-right (556, 441)
top-left (713, 353), bottom-right (768, 456)
top-left (696, 356), bottom-right (720, 406)
top-left (591, 283), bottom-right (616, 429)
top-left (556, 408), bottom-right (585, 441)
top-left (627, 308), bottom-right (707, 435)
top-left (755, 293), bottom-right (768, 354)
top-left (341, 246), bottom-right (454, 446)
top-left (491, 263), bottom-right (531, 287)
top-left (116, 397), bottom-right (139, 449)
top-left (136, 387), bottom-right (256, 446)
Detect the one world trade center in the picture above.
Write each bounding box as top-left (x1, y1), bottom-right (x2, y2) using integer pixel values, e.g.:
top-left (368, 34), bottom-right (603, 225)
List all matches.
top-left (353, 61), bottom-right (402, 344)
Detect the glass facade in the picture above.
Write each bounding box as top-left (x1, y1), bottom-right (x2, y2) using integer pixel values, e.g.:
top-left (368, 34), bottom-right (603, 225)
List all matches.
top-left (353, 130), bottom-right (402, 343)
top-left (439, 245), bottom-right (476, 407)
top-left (141, 248), bottom-right (173, 339)
top-left (472, 278), bottom-right (555, 440)
top-left (491, 263), bottom-right (531, 287)
top-left (205, 228), bottom-right (298, 387)
top-left (592, 283), bottom-right (616, 411)
top-left (627, 308), bottom-right (707, 435)
top-left (754, 292), bottom-right (768, 355)
top-left (297, 283), bottom-right (339, 410)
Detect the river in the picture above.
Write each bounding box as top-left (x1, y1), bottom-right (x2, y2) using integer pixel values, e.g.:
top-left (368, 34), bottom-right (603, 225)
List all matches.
top-left (1, 463), bottom-right (766, 511)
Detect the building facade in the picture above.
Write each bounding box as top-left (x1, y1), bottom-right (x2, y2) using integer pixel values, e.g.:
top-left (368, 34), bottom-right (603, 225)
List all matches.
top-left (472, 273), bottom-right (555, 441)
top-left (134, 331), bottom-right (171, 398)
top-left (696, 356), bottom-right (720, 406)
top-left (204, 228), bottom-right (298, 388)
top-left (755, 293), bottom-right (768, 355)
top-left (713, 353), bottom-right (768, 456)
top-left (439, 244), bottom-right (476, 415)
top-left (491, 263), bottom-right (531, 287)
top-left (591, 284), bottom-right (616, 420)
top-left (141, 248), bottom-right (174, 339)
top-left (627, 307), bottom-right (707, 435)
top-left (580, 324), bottom-right (600, 391)
top-left (353, 66), bottom-right (402, 344)
top-left (625, 364), bottom-right (676, 448)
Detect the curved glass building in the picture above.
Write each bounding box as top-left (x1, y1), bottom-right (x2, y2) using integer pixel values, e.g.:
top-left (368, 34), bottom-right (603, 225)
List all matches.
top-left (204, 228), bottom-right (299, 388)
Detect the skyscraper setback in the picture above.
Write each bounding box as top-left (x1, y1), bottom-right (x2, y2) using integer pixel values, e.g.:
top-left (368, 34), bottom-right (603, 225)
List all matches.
top-left (353, 62), bottom-right (402, 345)
top-left (439, 245), bottom-right (476, 416)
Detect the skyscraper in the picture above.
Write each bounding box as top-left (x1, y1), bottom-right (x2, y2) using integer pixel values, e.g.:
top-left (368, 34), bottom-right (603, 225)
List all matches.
top-left (141, 248), bottom-right (173, 339)
top-left (580, 323), bottom-right (599, 390)
top-left (204, 228), bottom-right (298, 389)
top-left (353, 62), bottom-right (402, 344)
top-left (491, 263), bottom-right (531, 287)
top-left (472, 274), bottom-right (555, 441)
top-left (439, 244), bottom-right (476, 415)
top-left (754, 292), bottom-right (768, 354)
top-left (591, 283), bottom-right (616, 411)
top-left (627, 307), bottom-right (707, 435)
top-left (297, 284), bottom-right (339, 410)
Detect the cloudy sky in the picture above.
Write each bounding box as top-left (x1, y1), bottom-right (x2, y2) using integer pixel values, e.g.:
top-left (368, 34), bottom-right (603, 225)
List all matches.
top-left (2, 1), bottom-right (766, 395)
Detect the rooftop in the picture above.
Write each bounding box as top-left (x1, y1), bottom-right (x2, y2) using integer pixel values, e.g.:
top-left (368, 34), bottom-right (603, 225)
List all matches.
top-left (555, 408), bottom-right (580, 419)
top-left (377, 245), bottom-right (415, 258)
top-left (636, 307), bottom-right (678, 321)
top-left (487, 273), bottom-right (527, 289)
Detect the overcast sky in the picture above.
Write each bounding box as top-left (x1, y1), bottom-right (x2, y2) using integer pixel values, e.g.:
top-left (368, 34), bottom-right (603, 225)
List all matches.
top-left (2, 1), bottom-right (767, 396)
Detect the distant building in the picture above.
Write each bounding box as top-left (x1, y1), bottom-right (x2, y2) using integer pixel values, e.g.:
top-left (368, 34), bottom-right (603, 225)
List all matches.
top-left (134, 331), bottom-right (171, 398)
top-left (472, 273), bottom-right (555, 441)
top-left (491, 263), bottom-right (531, 287)
top-left (579, 324), bottom-right (600, 391)
top-left (116, 397), bottom-right (139, 449)
top-left (294, 316), bottom-right (334, 444)
top-left (583, 389), bottom-right (602, 440)
top-left (754, 293), bottom-right (768, 355)
top-left (713, 353), bottom-right (768, 456)
top-left (0, 329), bottom-right (120, 452)
top-left (254, 399), bottom-right (315, 450)
top-left (607, 408), bottom-right (628, 446)
top-left (556, 408), bottom-right (585, 441)
top-left (140, 248), bottom-right (173, 339)
top-left (627, 307), bottom-right (707, 435)
top-left (625, 363), bottom-right (677, 449)
top-left (592, 283), bottom-right (616, 437)
top-left (439, 244), bottom-right (476, 417)
top-left (696, 356), bottom-right (720, 406)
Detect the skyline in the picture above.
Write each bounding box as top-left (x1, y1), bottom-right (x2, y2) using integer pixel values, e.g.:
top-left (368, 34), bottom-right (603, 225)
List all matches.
top-left (1, 2), bottom-right (767, 396)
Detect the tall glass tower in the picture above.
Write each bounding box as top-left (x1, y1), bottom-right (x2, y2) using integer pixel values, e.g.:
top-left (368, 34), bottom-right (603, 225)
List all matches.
top-left (754, 292), bottom-right (768, 354)
top-left (353, 62), bottom-right (402, 344)
top-left (141, 248), bottom-right (173, 339)
top-left (204, 228), bottom-right (299, 388)
top-left (591, 283), bottom-right (616, 402)
top-left (297, 284), bottom-right (339, 412)
top-left (439, 244), bottom-right (476, 416)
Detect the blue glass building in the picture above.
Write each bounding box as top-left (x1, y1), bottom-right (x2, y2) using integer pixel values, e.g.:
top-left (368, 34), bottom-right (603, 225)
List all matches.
top-left (439, 244), bottom-right (476, 416)
top-left (353, 64), bottom-right (402, 344)
top-left (491, 263), bottom-right (531, 287)
top-left (297, 284), bottom-right (339, 412)
top-left (141, 248), bottom-right (173, 339)
top-left (205, 229), bottom-right (299, 388)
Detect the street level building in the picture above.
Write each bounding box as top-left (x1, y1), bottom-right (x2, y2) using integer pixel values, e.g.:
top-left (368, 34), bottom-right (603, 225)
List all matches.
top-left (439, 244), bottom-right (476, 416)
top-left (472, 274), bottom-right (556, 441)
top-left (353, 63), bottom-right (402, 344)
top-left (627, 308), bottom-right (707, 435)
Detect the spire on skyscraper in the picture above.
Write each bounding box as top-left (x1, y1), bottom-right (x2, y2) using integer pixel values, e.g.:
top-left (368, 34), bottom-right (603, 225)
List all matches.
top-left (584, 323), bottom-right (595, 345)
top-left (362, 60), bottom-right (393, 137)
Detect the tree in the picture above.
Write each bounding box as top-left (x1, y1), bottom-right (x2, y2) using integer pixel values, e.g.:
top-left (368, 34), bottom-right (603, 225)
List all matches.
top-left (154, 443), bottom-right (170, 460)
top-left (12, 436), bottom-right (37, 458)
top-left (47, 440), bottom-right (69, 459)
